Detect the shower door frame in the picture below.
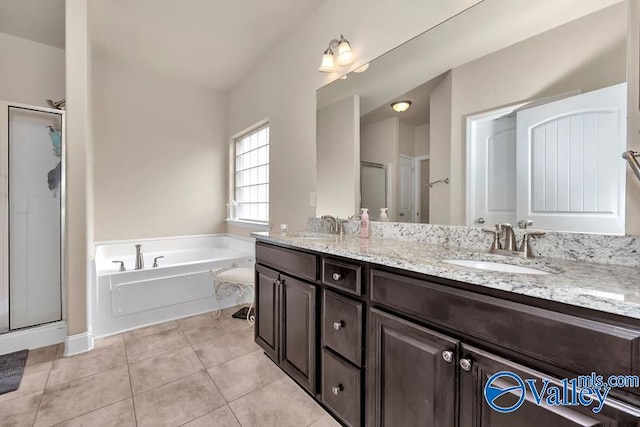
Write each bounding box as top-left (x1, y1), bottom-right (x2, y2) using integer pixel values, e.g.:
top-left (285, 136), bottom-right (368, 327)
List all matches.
top-left (0, 101), bottom-right (66, 333)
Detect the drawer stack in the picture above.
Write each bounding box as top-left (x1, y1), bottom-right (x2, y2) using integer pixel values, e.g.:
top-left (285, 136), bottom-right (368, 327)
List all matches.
top-left (321, 257), bottom-right (364, 427)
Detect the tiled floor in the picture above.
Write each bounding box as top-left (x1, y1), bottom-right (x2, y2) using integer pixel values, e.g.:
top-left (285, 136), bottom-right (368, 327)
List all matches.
top-left (0, 308), bottom-right (341, 427)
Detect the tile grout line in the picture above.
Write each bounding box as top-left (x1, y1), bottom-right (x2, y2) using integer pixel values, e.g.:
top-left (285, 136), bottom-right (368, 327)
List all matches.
top-left (122, 335), bottom-right (139, 427)
top-left (31, 353), bottom-right (55, 426)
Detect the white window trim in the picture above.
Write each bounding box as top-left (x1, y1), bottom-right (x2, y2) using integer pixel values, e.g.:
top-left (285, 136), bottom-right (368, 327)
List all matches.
top-left (230, 118), bottom-right (270, 225)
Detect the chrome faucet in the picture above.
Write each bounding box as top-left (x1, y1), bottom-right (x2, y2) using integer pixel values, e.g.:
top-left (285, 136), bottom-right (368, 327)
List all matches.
top-left (482, 222), bottom-right (545, 258)
top-left (320, 215), bottom-right (339, 233)
top-left (135, 244), bottom-right (144, 270)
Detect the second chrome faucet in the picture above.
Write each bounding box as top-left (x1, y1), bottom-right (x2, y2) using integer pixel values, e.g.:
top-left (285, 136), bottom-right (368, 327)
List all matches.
top-left (482, 223), bottom-right (544, 258)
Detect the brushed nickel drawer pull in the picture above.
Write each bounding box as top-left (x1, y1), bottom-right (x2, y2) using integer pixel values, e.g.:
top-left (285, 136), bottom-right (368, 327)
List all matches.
top-left (442, 350), bottom-right (454, 363)
top-left (332, 272), bottom-right (342, 281)
top-left (332, 384), bottom-right (344, 395)
top-left (333, 320), bottom-right (344, 331)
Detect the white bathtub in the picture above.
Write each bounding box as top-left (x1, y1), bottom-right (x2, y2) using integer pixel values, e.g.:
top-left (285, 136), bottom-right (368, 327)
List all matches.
top-left (92, 234), bottom-right (255, 338)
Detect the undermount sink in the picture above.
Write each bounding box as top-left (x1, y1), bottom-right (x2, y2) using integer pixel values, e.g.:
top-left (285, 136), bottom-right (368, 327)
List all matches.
top-left (443, 259), bottom-right (551, 275)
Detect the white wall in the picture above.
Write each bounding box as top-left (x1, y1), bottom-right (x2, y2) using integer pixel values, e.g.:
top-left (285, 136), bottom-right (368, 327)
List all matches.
top-left (415, 124), bottom-right (430, 156)
top-left (361, 117), bottom-right (399, 219)
top-left (316, 96), bottom-right (360, 218)
top-left (399, 120), bottom-right (415, 156)
top-left (429, 72), bottom-right (453, 225)
top-left (92, 55), bottom-right (227, 241)
top-left (0, 32), bottom-right (65, 107)
top-left (227, 0), bottom-right (482, 232)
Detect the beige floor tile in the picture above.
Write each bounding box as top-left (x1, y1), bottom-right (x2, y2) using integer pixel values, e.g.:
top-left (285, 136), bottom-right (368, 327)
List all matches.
top-left (0, 361), bottom-right (52, 404)
top-left (214, 312), bottom-right (254, 335)
top-left (124, 327), bottom-right (188, 363)
top-left (55, 343), bottom-right (65, 359)
top-left (192, 329), bottom-right (259, 368)
top-left (133, 370), bottom-right (225, 427)
top-left (123, 320), bottom-right (178, 342)
top-left (47, 341), bottom-right (126, 387)
top-left (34, 366), bottom-right (131, 427)
top-left (129, 346), bottom-right (204, 395)
top-left (178, 316), bottom-right (234, 346)
top-left (207, 350), bottom-right (284, 402)
top-left (26, 345), bottom-right (59, 367)
top-left (308, 414), bottom-right (342, 427)
top-left (175, 312), bottom-right (218, 330)
top-left (93, 334), bottom-right (124, 349)
top-left (229, 377), bottom-right (327, 427)
top-left (183, 405), bottom-right (241, 427)
top-left (56, 398), bottom-right (136, 427)
top-left (0, 391), bottom-right (41, 427)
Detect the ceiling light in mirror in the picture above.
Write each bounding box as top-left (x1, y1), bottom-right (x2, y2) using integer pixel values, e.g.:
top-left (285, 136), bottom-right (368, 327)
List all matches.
top-left (391, 100), bottom-right (411, 112)
top-left (353, 63), bottom-right (370, 73)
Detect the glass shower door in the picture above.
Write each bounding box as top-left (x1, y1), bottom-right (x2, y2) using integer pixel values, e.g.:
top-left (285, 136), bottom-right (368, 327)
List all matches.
top-left (3, 106), bottom-right (63, 331)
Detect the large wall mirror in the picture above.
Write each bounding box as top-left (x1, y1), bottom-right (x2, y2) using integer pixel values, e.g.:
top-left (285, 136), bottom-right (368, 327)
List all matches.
top-left (316, 0), bottom-right (634, 235)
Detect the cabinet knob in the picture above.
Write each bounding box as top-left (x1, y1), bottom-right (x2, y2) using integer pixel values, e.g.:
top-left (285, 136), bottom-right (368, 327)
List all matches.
top-left (332, 384), bottom-right (343, 395)
top-left (332, 272), bottom-right (342, 281)
top-left (442, 350), bottom-right (454, 363)
top-left (460, 358), bottom-right (472, 372)
top-left (333, 321), bottom-right (344, 331)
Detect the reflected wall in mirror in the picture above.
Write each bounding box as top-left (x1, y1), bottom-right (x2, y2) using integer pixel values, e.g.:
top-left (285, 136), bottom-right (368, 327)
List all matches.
top-left (316, 0), bottom-right (632, 234)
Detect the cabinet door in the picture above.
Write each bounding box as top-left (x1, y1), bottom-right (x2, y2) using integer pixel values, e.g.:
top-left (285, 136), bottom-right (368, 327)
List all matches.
top-left (460, 344), bottom-right (640, 427)
top-left (255, 265), bottom-right (279, 361)
top-left (368, 308), bottom-right (457, 427)
top-left (280, 274), bottom-right (318, 393)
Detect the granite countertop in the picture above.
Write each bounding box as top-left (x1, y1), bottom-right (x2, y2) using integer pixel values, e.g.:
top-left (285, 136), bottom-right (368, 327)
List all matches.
top-left (254, 232), bottom-right (640, 321)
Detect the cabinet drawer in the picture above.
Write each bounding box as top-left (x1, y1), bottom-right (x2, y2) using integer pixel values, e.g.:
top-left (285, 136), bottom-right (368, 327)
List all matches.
top-left (323, 291), bottom-right (363, 366)
top-left (322, 258), bottom-right (362, 295)
top-left (370, 269), bottom-right (640, 382)
top-left (256, 243), bottom-right (318, 282)
top-left (322, 349), bottom-right (361, 427)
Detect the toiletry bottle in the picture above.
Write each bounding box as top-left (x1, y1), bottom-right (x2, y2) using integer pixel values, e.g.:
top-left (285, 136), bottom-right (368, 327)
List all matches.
top-left (379, 208), bottom-right (389, 222)
top-left (360, 208), bottom-right (370, 238)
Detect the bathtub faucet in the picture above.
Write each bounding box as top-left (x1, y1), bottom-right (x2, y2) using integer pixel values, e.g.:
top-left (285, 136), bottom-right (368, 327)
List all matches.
top-left (135, 244), bottom-right (144, 270)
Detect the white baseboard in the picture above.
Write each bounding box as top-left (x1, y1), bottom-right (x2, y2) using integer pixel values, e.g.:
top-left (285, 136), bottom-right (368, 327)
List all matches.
top-left (64, 330), bottom-right (94, 356)
top-left (0, 321), bottom-right (66, 354)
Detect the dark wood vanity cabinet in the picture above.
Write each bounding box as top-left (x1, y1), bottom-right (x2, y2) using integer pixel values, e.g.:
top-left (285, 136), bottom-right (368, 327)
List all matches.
top-left (255, 241), bottom-right (640, 426)
top-left (255, 244), bottom-right (319, 394)
top-left (368, 308), bottom-right (457, 427)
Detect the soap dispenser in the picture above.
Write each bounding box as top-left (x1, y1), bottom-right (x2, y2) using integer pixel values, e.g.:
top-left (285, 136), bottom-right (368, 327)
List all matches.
top-left (360, 208), bottom-right (370, 238)
top-left (379, 208), bottom-right (389, 222)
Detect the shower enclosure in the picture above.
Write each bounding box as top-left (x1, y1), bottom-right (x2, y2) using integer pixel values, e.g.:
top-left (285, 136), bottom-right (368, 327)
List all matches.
top-left (0, 102), bottom-right (65, 335)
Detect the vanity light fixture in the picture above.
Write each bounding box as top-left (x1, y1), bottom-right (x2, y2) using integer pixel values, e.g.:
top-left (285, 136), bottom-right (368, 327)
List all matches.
top-left (391, 100), bottom-right (412, 112)
top-left (318, 34), bottom-right (355, 73)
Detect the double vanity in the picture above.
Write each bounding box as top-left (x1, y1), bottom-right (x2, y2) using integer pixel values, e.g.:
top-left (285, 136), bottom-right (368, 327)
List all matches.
top-left (253, 229), bottom-right (640, 426)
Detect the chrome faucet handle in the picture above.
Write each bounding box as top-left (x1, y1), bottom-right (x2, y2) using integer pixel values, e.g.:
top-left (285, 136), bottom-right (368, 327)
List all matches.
top-left (519, 230), bottom-right (545, 258)
top-left (153, 256), bottom-right (164, 268)
top-left (112, 260), bottom-right (126, 272)
top-left (517, 219), bottom-right (534, 229)
top-left (499, 223), bottom-right (517, 251)
top-left (481, 227), bottom-right (502, 252)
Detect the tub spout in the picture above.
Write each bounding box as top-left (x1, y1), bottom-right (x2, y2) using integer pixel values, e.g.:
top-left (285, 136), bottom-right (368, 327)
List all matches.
top-left (135, 244), bottom-right (144, 270)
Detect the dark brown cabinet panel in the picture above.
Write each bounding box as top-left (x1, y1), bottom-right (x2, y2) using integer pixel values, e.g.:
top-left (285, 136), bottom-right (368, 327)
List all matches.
top-left (255, 264), bottom-right (279, 361)
top-left (459, 344), bottom-right (640, 427)
top-left (280, 274), bottom-right (318, 393)
top-left (368, 308), bottom-right (458, 427)
top-left (322, 349), bottom-right (361, 427)
top-left (323, 290), bottom-right (363, 366)
top-left (370, 268), bottom-right (640, 384)
top-left (256, 242), bottom-right (318, 281)
top-left (322, 257), bottom-right (362, 295)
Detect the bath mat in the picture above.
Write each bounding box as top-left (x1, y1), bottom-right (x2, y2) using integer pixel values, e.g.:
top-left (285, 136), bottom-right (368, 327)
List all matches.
top-left (231, 306), bottom-right (255, 320)
top-left (0, 349), bottom-right (29, 395)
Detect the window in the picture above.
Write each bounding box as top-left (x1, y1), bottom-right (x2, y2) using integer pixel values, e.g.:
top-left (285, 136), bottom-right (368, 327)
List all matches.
top-left (234, 123), bottom-right (269, 222)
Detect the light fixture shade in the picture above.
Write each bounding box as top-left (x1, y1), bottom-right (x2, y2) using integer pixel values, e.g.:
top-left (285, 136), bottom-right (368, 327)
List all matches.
top-left (391, 101), bottom-right (412, 113)
top-left (336, 39), bottom-right (354, 65)
top-left (353, 63), bottom-right (370, 73)
top-left (318, 49), bottom-right (336, 73)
